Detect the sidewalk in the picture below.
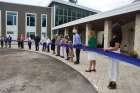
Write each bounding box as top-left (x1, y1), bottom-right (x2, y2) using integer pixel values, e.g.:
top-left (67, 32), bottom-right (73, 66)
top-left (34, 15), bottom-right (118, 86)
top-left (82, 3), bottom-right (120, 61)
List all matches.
top-left (11, 45), bottom-right (140, 93)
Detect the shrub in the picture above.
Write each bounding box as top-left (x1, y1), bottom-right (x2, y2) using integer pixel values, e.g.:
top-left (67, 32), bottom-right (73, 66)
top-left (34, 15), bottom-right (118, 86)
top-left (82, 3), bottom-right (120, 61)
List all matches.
top-left (129, 51), bottom-right (138, 58)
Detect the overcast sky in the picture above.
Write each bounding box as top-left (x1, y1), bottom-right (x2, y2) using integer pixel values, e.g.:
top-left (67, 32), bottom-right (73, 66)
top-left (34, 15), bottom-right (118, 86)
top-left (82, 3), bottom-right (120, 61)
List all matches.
top-left (0, 0), bottom-right (135, 11)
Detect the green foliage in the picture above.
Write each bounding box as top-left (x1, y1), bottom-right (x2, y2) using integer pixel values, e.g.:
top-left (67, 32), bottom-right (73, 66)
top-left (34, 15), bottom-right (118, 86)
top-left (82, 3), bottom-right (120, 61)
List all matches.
top-left (128, 51), bottom-right (138, 58)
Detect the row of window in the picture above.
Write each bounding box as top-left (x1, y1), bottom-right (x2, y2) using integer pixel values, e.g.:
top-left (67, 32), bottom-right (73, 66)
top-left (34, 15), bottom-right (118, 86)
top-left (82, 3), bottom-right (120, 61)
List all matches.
top-left (55, 4), bottom-right (94, 26)
top-left (6, 11), bottom-right (47, 27)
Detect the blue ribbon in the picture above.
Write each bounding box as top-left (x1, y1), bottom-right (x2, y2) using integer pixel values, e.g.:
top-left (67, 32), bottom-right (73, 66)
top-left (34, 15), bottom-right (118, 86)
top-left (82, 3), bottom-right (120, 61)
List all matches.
top-left (1, 40), bottom-right (140, 67)
top-left (55, 43), bottom-right (140, 67)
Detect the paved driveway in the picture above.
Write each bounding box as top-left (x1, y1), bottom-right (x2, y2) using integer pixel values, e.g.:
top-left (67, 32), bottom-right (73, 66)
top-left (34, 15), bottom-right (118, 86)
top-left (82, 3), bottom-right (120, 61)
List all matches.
top-left (0, 48), bottom-right (97, 93)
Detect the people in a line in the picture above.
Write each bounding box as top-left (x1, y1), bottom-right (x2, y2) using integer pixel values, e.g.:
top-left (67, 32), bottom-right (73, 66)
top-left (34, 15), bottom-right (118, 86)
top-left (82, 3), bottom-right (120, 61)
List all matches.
top-left (104, 23), bottom-right (122, 89)
top-left (34, 35), bottom-right (41, 51)
top-left (28, 36), bottom-right (32, 50)
top-left (0, 37), bottom-right (4, 48)
top-left (46, 37), bottom-right (51, 52)
top-left (60, 36), bottom-right (65, 58)
top-left (8, 35), bottom-right (12, 48)
top-left (86, 30), bottom-right (97, 72)
top-left (51, 37), bottom-right (56, 54)
top-left (73, 29), bottom-right (81, 64)
top-left (55, 35), bottom-right (61, 56)
top-left (65, 35), bottom-right (70, 60)
top-left (4, 36), bottom-right (8, 48)
top-left (68, 41), bottom-right (74, 63)
top-left (41, 37), bottom-right (47, 52)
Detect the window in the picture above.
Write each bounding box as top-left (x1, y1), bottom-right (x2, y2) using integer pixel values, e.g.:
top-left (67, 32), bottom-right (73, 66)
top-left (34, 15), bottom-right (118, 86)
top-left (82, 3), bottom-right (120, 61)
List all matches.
top-left (41, 15), bottom-right (47, 27)
top-left (72, 9), bottom-right (76, 17)
top-left (64, 9), bottom-right (68, 16)
top-left (58, 16), bottom-right (63, 25)
top-left (64, 16), bottom-right (67, 23)
top-left (68, 16), bottom-right (71, 22)
top-left (7, 31), bottom-right (14, 34)
top-left (27, 32), bottom-right (35, 38)
top-left (55, 15), bottom-right (59, 26)
top-left (59, 8), bottom-right (63, 15)
top-left (27, 14), bottom-right (35, 26)
top-left (7, 11), bottom-right (17, 25)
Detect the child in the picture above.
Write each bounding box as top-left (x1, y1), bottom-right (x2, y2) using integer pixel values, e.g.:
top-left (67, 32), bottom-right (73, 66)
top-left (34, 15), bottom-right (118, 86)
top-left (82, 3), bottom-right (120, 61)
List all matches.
top-left (68, 41), bottom-right (74, 63)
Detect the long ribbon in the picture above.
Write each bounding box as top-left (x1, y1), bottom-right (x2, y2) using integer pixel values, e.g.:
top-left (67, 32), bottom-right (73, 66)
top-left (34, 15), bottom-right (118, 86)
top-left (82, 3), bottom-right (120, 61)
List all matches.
top-left (0, 40), bottom-right (140, 67)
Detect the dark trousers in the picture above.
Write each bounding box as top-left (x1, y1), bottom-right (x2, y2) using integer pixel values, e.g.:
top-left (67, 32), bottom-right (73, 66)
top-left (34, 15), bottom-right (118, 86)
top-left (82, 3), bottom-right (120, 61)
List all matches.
top-left (66, 48), bottom-right (69, 59)
top-left (5, 42), bottom-right (7, 48)
top-left (8, 42), bottom-right (11, 48)
top-left (18, 41), bottom-right (21, 48)
top-left (75, 48), bottom-right (80, 63)
top-left (42, 43), bottom-right (46, 51)
top-left (35, 43), bottom-right (39, 51)
top-left (1, 42), bottom-right (4, 48)
top-left (28, 42), bottom-right (32, 50)
top-left (21, 41), bottom-right (24, 49)
top-left (56, 45), bottom-right (60, 56)
top-left (47, 45), bottom-right (50, 52)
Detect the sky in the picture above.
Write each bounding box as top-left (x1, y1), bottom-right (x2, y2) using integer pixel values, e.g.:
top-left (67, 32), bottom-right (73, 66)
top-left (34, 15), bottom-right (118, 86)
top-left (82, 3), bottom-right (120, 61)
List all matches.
top-left (0, 0), bottom-right (135, 11)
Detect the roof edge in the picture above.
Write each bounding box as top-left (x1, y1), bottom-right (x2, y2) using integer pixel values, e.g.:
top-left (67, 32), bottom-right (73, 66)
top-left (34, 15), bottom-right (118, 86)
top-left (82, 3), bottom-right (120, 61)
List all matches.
top-left (0, 1), bottom-right (51, 8)
top-left (47, 0), bottom-right (101, 13)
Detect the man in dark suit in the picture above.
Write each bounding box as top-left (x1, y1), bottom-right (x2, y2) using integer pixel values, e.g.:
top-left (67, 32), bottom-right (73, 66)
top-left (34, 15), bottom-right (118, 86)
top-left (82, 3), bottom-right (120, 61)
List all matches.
top-left (34, 35), bottom-right (41, 51)
top-left (0, 37), bottom-right (4, 48)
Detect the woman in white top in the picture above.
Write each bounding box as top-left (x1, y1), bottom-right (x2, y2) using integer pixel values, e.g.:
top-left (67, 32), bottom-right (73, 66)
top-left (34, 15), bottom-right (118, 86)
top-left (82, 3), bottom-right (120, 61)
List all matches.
top-left (46, 37), bottom-right (51, 52)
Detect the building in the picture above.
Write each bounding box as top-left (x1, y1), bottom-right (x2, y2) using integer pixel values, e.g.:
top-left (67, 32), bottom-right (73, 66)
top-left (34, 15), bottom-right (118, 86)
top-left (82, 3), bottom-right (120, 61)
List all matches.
top-left (48, 0), bottom-right (100, 27)
top-left (48, 0), bottom-right (100, 36)
top-left (0, 1), bottom-right (52, 40)
top-left (0, 0), bottom-right (100, 40)
top-left (52, 1), bottom-right (140, 57)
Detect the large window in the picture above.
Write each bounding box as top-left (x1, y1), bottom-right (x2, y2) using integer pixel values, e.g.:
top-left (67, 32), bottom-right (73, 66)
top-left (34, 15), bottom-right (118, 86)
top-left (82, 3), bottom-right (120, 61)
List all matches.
top-left (27, 14), bottom-right (35, 26)
top-left (55, 4), bottom-right (95, 26)
top-left (7, 11), bottom-right (17, 25)
top-left (41, 15), bottom-right (47, 27)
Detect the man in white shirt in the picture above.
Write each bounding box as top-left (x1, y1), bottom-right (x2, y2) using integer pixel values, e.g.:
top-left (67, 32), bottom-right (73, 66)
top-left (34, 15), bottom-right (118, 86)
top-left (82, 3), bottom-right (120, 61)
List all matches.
top-left (73, 29), bottom-right (81, 64)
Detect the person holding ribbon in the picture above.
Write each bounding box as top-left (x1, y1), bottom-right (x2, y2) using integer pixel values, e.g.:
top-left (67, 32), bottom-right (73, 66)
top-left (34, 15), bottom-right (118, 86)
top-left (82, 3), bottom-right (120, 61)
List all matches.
top-left (73, 28), bottom-right (81, 64)
top-left (104, 23), bottom-right (122, 89)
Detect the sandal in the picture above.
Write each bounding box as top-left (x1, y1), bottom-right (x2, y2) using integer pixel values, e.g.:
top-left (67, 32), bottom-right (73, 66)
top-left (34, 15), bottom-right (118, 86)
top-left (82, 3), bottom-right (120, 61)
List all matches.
top-left (91, 69), bottom-right (96, 72)
top-left (85, 69), bottom-right (92, 72)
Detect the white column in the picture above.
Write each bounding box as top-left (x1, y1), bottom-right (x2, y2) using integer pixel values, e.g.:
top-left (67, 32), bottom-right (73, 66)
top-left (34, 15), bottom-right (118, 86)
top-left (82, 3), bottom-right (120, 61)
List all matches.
top-left (51, 29), bottom-right (53, 39)
top-left (134, 14), bottom-right (140, 57)
top-left (64, 28), bottom-right (68, 36)
top-left (86, 24), bottom-right (92, 45)
top-left (0, 10), bottom-right (1, 37)
top-left (104, 20), bottom-right (112, 48)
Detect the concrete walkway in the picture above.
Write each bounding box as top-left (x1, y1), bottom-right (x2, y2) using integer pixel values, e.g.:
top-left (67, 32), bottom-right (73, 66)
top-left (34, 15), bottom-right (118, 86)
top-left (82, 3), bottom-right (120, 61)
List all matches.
top-left (11, 45), bottom-right (140, 93)
top-left (0, 48), bottom-right (97, 93)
